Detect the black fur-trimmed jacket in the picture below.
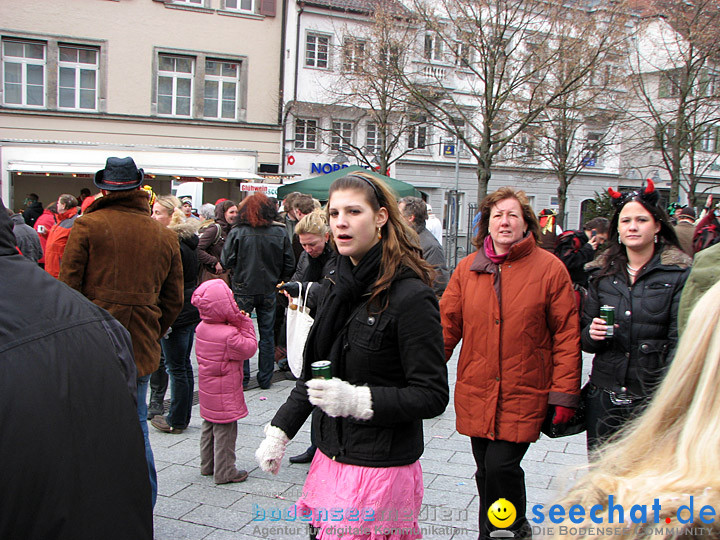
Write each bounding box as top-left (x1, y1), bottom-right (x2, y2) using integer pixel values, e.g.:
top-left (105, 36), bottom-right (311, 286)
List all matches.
top-left (581, 245), bottom-right (692, 397)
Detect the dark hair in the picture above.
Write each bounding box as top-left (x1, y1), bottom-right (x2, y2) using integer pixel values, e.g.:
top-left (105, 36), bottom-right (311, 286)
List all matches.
top-left (584, 217), bottom-right (610, 234)
top-left (236, 193), bottom-right (277, 228)
top-left (599, 193), bottom-right (680, 277)
top-left (214, 199), bottom-right (237, 222)
top-left (473, 187), bottom-right (540, 249)
top-left (399, 196), bottom-right (428, 230)
top-left (327, 172), bottom-right (434, 313)
top-left (27, 193), bottom-right (39, 202)
top-left (58, 194), bottom-right (78, 209)
top-left (294, 194), bottom-right (315, 215)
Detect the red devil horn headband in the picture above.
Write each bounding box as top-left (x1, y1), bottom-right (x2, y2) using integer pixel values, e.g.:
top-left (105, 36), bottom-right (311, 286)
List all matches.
top-left (644, 179), bottom-right (655, 194)
top-left (608, 187), bottom-right (622, 199)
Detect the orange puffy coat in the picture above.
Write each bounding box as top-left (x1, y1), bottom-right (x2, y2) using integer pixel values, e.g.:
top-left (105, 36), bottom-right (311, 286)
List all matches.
top-left (441, 235), bottom-right (581, 443)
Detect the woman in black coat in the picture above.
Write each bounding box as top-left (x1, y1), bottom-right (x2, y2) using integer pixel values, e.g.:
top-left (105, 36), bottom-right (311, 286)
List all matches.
top-left (149, 195), bottom-right (201, 433)
top-left (256, 172), bottom-right (449, 540)
top-left (582, 180), bottom-right (691, 452)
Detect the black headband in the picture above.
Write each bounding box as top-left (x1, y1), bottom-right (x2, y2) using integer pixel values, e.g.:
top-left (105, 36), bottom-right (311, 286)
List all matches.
top-left (348, 173), bottom-right (383, 204)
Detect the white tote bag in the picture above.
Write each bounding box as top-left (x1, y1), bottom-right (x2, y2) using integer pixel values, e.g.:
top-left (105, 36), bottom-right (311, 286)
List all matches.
top-left (286, 282), bottom-right (314, 378)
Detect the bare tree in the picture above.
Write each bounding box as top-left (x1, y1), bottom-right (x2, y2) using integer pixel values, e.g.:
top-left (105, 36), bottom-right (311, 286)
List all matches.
top-left (626, 0), bottom-right (720, 207)
top-left (399, 0), bottom-right (628, 204)
top-left (521, 12), bottom-right (630, 226)
top-left (289, 1), bottom-right (425, 174)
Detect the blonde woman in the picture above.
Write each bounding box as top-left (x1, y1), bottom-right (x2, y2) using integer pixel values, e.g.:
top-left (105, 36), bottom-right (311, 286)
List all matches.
top-left (553, 279), bottom-right (720, 539)
top-left (149, 195), bottom-right (201, 434)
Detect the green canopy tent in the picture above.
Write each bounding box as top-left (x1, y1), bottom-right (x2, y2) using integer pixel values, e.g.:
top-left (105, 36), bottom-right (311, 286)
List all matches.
top-left (276, 165), bottom-right (421, 200)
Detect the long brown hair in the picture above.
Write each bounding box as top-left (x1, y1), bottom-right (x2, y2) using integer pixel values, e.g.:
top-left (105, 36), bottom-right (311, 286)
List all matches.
top-left (235, 193), bottom-right (277, 228)
top-left (327, 172), bottom-right (434, 312)
top-left (472, 187), bottom-right (540, 249)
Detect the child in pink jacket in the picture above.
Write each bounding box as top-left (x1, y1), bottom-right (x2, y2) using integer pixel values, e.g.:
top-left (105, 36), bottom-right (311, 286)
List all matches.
top-left (191, 279), bottom-right (257, 484)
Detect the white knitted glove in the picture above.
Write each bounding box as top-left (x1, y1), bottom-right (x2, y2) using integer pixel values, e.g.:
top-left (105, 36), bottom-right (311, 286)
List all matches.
top-left (307, 377), bottom-right (374, 421)
top-left (255, 424), bottom-right (290, 475)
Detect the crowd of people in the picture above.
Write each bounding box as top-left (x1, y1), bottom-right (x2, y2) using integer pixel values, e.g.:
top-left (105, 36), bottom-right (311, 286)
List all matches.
top-left (3, 157), bottom-right (720, 539)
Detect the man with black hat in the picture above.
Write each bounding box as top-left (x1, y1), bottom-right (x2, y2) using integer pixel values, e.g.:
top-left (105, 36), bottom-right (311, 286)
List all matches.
top-left (674, 206), bottom-right (696, 256)
top-left (59, 156), bottom-right (184, 508)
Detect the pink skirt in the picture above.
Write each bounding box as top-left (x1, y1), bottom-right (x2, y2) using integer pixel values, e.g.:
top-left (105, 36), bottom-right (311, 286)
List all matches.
top-left (295, 450), bottom-right (424, 540)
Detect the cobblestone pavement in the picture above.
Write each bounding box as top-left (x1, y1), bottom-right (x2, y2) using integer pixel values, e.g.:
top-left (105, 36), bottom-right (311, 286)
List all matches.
top-left (151, 331), bottom-right (591, 539)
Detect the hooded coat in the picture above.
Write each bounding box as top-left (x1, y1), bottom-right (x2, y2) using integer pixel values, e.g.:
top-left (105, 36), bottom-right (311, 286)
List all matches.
top-left (192, 279), bottom-right (257, 423)
top-left (197, 203), bottom-right (233, 271)
top-left (0, 199), bottom-right (152, 540)
top-left (59, 189), bottom-right (184, 376)
top-left (44, 206), bottom-right (79, 278)
top-left (10, 213), bottom-right (42, 262)
top-left (441, 234), bottom-right (582, 443)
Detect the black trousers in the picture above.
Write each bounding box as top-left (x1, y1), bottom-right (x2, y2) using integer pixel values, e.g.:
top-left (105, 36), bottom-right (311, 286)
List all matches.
top-left (584, 383), bottom-right (647, 454)
top-left (471, 437), bottom-right (531, 540)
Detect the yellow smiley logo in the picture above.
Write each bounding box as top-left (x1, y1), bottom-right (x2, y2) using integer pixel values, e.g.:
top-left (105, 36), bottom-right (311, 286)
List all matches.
top-left (487, 498), bottom-right (517, 529)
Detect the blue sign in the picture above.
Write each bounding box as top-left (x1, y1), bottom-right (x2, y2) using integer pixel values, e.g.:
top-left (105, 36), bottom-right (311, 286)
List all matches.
top-left (443, 143), bottom-right (456, 157)
top-left (310, 163), bottom-right (350, 174)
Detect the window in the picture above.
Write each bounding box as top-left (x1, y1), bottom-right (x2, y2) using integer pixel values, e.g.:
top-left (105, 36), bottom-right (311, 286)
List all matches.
top-left (699, 127), bottom-right (718, 153)
top-left (366, 123), bottom-right (385, 155)
top-left (408, 116), bottom-right (428, 150)
top-left (294, 118), bottom-right (317, 150)
top-left (331, 121), bottom-right (353, 152)
top-left (342, 38), bottom-right (365, 73)
top-left (582, 132), bottom-right (604, 167)
top-left (225, 0), bottom-right (254, 11)
top-left (2, 39), bottom-right (45, 107)
top-left (424, 32), bottom-right (442, 62)
top-left (175, 0), bottom-right (203, 4)
top-left (305, 33), bottom-right (330, 69)
top-left (515, 132), bottom-right (534, 159)
top-left (58, 45), bottom-right (98, 110)
top-left (659, 71), bottom-right (681, 98)
top-left (455, 41), bottom-right (471, 68)
top-left (157, 54), bottom-right (193, 117)
top-left (204, 59), bottom-right (239, 119)
top-left (380, 41), bottom-right (401, 69)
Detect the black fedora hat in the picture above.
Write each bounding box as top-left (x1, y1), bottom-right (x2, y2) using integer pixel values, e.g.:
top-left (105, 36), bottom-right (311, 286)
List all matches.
top-left (94, 157), bottom-right (144, 191)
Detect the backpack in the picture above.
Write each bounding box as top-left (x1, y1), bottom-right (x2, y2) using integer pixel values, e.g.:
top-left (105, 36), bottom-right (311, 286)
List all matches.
top-left (198, 223), bottom-right (222, 246)
top-left (693, 216), bottom-right (720, 254)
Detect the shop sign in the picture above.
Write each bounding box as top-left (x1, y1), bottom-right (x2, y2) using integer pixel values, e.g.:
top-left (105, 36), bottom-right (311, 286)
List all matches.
top-left (311, 163), bottom-right (350, 174)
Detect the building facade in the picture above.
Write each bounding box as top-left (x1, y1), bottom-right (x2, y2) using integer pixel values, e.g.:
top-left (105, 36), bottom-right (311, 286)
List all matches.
top-left (1, 0), bottom-right (284, 210)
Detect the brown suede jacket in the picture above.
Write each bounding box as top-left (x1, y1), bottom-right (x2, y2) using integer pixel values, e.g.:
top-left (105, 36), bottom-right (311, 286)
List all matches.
top-left (60, 189), bottom-right (183, 376)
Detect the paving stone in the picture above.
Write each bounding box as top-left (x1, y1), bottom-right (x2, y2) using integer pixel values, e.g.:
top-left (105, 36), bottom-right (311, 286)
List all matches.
top-left (174, 483), bottom-right (245, 509)
top-left (154, 495), bottom-right (200, 520)
top-left (181, 503), bottom-right (250, 531)
top-left (153, 515), bottom-right (216, 540)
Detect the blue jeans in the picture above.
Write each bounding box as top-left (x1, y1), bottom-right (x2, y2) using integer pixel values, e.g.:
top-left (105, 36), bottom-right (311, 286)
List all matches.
top-left (161, 323), bottom-right (196, 429)
top-left (137, 374), bottom-right (157, 508)
top-left (234, 292), bottom-right (275, 388)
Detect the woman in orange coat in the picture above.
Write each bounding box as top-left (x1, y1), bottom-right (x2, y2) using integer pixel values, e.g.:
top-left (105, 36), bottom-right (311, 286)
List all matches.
top-left (441, 187), bottom-right (581, 539)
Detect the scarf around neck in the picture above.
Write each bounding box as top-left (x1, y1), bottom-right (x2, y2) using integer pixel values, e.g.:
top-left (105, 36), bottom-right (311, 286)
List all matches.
top-left (303, 241), bottom-right (383, 378)
top-left (484, 235), bottom-right (509, 264)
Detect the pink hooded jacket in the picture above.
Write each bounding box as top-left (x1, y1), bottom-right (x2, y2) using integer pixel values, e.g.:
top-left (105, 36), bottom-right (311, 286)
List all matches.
top-left (191, 279), bottom-right (257, 423)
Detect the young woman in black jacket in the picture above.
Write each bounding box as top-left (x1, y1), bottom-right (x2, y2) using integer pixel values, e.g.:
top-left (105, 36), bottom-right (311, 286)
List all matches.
top-left (256, 172), bottom-right (449, 540)
top-left (582, 180), bottom-right (691, 452)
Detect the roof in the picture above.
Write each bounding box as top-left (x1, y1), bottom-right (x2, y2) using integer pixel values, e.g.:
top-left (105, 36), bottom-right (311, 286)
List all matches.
top-left (300, 0), bottom-right (409, 17)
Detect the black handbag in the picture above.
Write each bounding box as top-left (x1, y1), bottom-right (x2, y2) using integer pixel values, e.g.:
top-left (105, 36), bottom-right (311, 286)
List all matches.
top-left (540, 383), bottom-right (588, 438)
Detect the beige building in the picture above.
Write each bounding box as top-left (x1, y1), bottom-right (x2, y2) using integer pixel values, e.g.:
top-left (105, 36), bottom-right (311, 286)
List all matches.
top-left (0, 0), bottom-right (284, 211)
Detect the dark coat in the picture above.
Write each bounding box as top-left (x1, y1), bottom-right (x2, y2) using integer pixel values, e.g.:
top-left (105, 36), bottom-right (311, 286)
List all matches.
top-left (417, 226), bottom-right (449, 296)
top-left (221, 222), bottom-right (295, 296)
top-left (271, 269), bottom-right (449, 467)
top-left (197, 204), bottom-right (233, 271)
top-left (582, 245), bottom-right (692, 397)
top-left (59, 190), bottom-right (184, 376)
top-left (0, 201), bottom-right (152, 540)
top-left (169, 213), bottom-right (201, 328)
top-left (10, 213), bottom-right (42, 262)
top-left (554, 230), bottom-right (596, 288)
top-left (23, 200), bottom-right (43, 227)
top-left (441, 235), bottom-right (582, 443)
top-left (290, 243), bottom-right (337, 315)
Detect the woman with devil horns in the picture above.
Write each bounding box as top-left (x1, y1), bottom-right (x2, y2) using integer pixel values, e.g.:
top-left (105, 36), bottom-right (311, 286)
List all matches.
top-left (582, 180), bottom-right (692, 453)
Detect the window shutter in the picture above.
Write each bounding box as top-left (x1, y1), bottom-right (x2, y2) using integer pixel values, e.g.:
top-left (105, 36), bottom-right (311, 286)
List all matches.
top-left (259, 0), bottom-right (275, 16)
top-left (715, 127), bottom-right (720, 154)
top-left (658, 73), bottom-right (669, 98)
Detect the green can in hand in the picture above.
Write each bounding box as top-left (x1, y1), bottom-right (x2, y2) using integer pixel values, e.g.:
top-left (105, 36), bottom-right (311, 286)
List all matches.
top-left (311, 360), bottom-right (332, 380)
top-left (600, 305), bottom-right (615, 337)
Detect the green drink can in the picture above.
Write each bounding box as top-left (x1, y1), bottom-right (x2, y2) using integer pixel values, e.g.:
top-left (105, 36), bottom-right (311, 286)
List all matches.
top-left (600, 305), bottom-right (615, 337)
top-left (311, 360), bottom-right (332, 380)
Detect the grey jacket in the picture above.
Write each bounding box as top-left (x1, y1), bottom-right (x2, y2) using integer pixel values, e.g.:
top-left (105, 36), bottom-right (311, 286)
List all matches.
top-left (418, 226), bottom-right (449, 296)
